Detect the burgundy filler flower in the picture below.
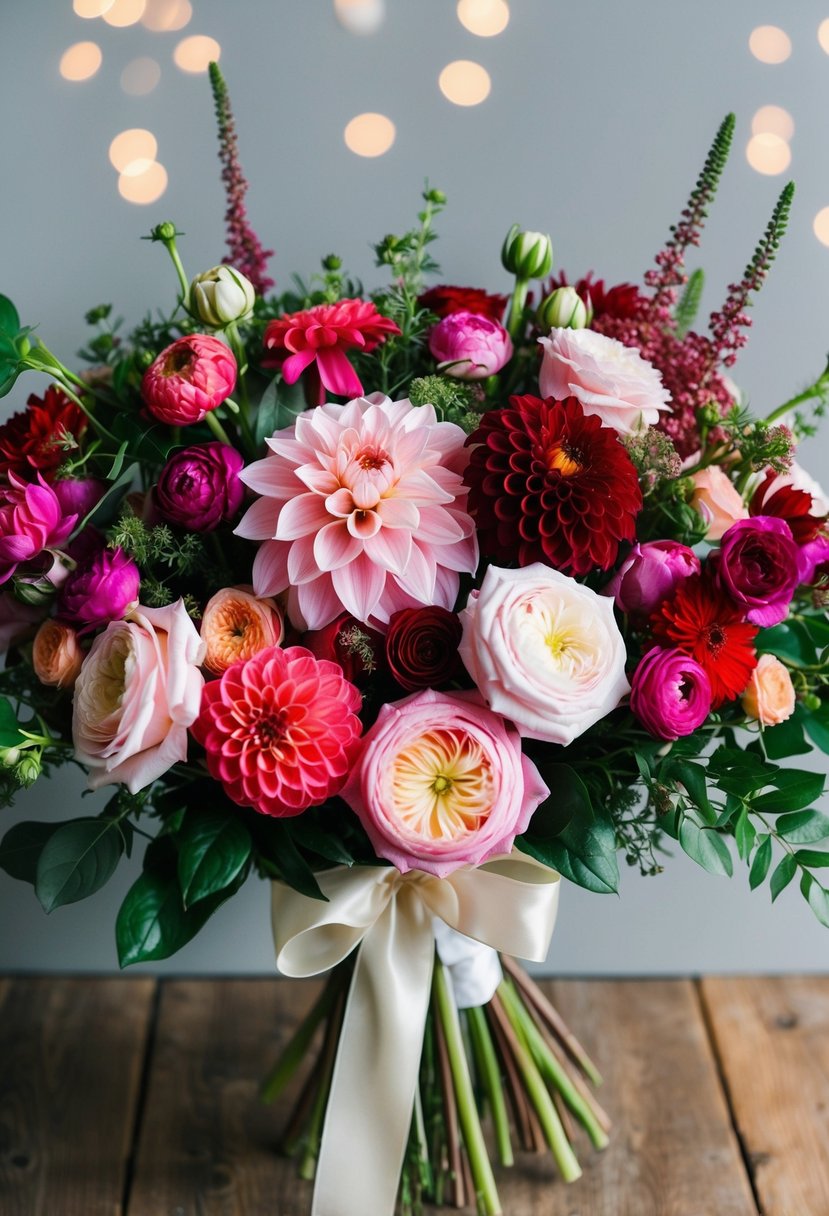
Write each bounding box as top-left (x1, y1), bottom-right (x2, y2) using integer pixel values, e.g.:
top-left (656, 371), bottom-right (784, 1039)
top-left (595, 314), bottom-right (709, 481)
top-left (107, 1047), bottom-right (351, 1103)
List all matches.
top-left (0, 386), bottom-right (87, 482)
top-left (385, 606), bottom-right (463, 692)
top-left (464, 395), bottom-right (642, 575)
top-left (142, 335), bottom-right (237, 426)
top-left (154, 442), bottom-right (245, 532)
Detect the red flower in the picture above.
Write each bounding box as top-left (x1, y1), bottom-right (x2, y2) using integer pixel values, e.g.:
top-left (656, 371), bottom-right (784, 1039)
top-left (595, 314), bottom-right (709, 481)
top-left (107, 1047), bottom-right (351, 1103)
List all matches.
top-left (303, 613), bottom-right (385, 687)
top-left (264, 299), bottom-right (399, 403)
top-left (651, 575), bottom-right (758, 708)
top-left (464, 395), bottom-right (642, 575)
top-left (385, 606), bottom-right (462, 691)
top-left (418, 285), bottom-right (508, 323)
top-left (750, 470), bottom-right (824, 544)
top-left (0, 386), bottom-right (87, 482)
top-left (546, 272), bottom-right (643, 322)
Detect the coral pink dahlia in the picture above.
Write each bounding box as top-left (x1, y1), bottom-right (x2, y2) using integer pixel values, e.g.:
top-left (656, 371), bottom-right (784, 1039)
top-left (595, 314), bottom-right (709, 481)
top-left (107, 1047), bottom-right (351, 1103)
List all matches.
top-left (236, 394), bottom-right (479, 630)
top-left (142, 334), bottom-right (237, 426)
top-left (190, 644), bottom-right (363, 818)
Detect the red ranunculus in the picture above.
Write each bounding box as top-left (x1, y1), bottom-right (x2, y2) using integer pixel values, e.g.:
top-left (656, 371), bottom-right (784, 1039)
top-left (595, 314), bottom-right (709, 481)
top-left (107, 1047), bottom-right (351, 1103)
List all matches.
top-left (750, 469), bottom-right (825, 544)
top-left (419, 285), bottom-right (508, 323)
top-left (0, 386), bottom-right (87, 482)
top-left (385, 606), bottom-right (463, 691)
top-left (303, 613), bottom-right (385, 687)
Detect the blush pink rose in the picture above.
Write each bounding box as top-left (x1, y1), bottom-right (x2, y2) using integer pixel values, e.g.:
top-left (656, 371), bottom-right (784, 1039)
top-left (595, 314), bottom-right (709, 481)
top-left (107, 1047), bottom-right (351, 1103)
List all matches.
top-left (741, 654), bottom-right (795, 726)
top-left (428, 310), bottom-right (513, 380)
top-left (341, 688), bottom-right (548, 878)
top-left (538, 327), bottom-right (671, 434)
top-left (690, 467), bottom-right (748, 540)
top-left (72, 599), bottom-right (205, 792)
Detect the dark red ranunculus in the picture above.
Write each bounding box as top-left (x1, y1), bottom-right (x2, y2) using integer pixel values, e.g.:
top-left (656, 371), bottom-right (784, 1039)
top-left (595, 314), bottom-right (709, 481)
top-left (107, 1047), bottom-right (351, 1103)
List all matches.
top-left (385, 606), bottom-right (462, 691)
top-left (750, 470), bottom-right (825, 544)
top-left (418, 285), bottom-right (508, 323)
top-left (0, 386), bottom-right (87, 482)
top-left (154, 442), bottom-right (244, 533)
top-left (303, 613), bottom-right (385, 687)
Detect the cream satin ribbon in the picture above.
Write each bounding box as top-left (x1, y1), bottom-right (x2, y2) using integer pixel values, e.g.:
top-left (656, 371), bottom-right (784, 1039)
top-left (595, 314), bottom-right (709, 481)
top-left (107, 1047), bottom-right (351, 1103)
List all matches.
top-left (272, 854), bottom-right (560, 1216)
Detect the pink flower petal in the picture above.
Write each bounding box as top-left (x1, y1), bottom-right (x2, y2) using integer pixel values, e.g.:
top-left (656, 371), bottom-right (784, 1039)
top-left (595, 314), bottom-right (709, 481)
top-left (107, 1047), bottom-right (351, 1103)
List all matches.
top-left (313, 521), bottom-right (363, 572)
top-left (332, 553), bottom-right (387, 621)
top-left (315, 347), bottom-right (364, 398)
top-left (275, 493), bottom-right (331, 541)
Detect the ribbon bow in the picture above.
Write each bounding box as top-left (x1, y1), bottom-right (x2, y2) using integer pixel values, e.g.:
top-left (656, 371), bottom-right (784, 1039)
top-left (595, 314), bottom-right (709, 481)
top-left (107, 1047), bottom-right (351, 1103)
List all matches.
top-left (272, 854), bottom-right (560, 1216)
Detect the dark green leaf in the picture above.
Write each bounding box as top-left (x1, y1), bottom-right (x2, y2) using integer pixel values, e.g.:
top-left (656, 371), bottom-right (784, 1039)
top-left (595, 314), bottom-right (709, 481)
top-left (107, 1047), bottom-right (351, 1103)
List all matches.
top-left (749, 834), bottom-right (772, 890)
top-left (288, 815), bottom-right (356, 866)
top-left (0, 697), bottom-right (25, 748)
top-left (522, 764), bottom-right (592, 842)
top-left (756, 623), bottom-right (814, 667)
top-left (35, 817), bottom-right (124, 912)
top-left (263, 821), bottom-right (328, 901)
top-left (679, 818), bottom-right (733, 877)
top-left (800, 872), bottom-right (829, 928)
top-left (254, 376), bottom-right (306, 449)
top-left (770, 853), bottom-right (796, 902)
top-left (753, 770), bottom-right (825, 814)
top-left (106, 439), bottom-right (129, 481)
top-left (0, 821), bottom-right (58, 883)
top-left (735, 807), bottom-right (756, 861)
top-left (668, 760), bottom-right (713, 823)
top-left (177, 807), bottom-right (251, 907)
top-left (776, 810), bottom-right (829, 844)
top-left (794, 848), bottom-right (829, 868)
top-left (0, 294), bottom-right (20, 337)
top-left (761, 710), bottom-right (813, 760)
top-left (519, 810), bottom-right (619, 895)
top-left (804, 707), bottom-right (829, 755)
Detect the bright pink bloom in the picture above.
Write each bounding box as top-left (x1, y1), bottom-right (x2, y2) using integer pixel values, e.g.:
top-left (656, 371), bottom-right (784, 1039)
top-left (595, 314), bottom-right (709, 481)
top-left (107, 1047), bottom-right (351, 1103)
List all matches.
top-left (191, 644), bottom-right (363, 818)
top-left (236, 394), bottom-right (478, 630)
top-left (428, 310), bottom-right (513, 380)
top-left (341, 688), bottom-right (549, 878)
top-left (53, 477), bottom-right (106, 520)
top-left (264, 299), bottom-right (399, 402)
top-left (0, 473), bottom-right (76, 585)
top-left (58, 546), bottom-right (140, 628)
top-left (605, 540), bottom-right (700, 616)
top-left (141, 334), bottom-right (237, 426)
top-left (714, 515), bottom-right (800, 627)
top-left (630, 646), bottom-right (712, 741)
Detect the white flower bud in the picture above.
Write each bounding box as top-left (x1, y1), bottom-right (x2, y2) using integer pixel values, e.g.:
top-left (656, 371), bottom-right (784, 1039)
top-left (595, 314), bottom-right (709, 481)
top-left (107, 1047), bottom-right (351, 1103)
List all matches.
top-left (188, 265), bottom-right (255, 328)
top-left (538, 285), bottom-right (591, 331)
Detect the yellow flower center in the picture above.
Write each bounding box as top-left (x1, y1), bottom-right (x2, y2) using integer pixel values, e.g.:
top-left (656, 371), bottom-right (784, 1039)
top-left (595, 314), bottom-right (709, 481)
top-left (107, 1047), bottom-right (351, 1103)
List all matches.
top-left (546, 443), bottom-right (583, 477)
top-left (389, 727), bottom-right (495, 842)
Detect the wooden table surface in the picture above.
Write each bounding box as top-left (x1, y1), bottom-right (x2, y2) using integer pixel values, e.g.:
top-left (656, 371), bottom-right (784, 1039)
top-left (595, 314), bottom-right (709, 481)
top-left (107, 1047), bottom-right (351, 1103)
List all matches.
top-left (1, 975), bottom-right (827, 1215)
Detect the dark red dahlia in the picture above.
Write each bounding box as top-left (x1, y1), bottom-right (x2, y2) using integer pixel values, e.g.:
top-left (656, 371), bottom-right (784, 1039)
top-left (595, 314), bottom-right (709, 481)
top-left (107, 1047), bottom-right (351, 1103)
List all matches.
top-left (546, 272), bottom-right (643, 322)
top-left (463, 395), bottom-right (642, 576)
top-left (750, 470), bottom-right (825, 545)
top-left (418, 285), bottom-right (508, 323)
top-left (650, 575), bottom-right (758, 708)
top-left (0, 386), bottom-right (87, 482)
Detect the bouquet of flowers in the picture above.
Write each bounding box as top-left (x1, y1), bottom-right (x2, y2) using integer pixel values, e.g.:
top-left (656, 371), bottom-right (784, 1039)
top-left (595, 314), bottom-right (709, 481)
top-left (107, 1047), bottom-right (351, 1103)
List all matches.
top-left (2, 68), bottom-right (829, 1216)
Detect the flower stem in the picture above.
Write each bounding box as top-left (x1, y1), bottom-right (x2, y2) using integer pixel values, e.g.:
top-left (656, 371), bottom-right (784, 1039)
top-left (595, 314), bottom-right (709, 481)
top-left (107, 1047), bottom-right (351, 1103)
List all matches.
top-left (204, 409), bottom-right (234, 447)
top-left (466, 1004), bottom-right (513, 1167)
top-left (260, 976), bottom-right (340, 1103)
top-left (505, 278), bottom-right (529, 342)
top-left (765, 367), bottom-right (829, 424)
top-left (298, 987), bottom-right (345, 1181)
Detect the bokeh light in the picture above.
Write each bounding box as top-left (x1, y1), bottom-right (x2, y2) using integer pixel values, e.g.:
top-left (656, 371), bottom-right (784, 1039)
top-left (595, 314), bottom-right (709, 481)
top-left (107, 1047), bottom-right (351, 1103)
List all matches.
top-left (748, 25), bottom-right (792, 64)
top-left (173, 35), bottom-right (221, 73)
top-left (456, 0), bottom-right (510, 37)
top-left (439, 60), bottom-right (491, 106)
top-left (109, 128), bottom-right (158, 173)
top-left (334, 0), bottom-right (385, 35)
top-left (344, 113), bottom-right (396, 157)
top-left (59, 42), bottom-right (103, 82)
top-left (118, 161), bottom-right (168, 205)
top-left (141, 0), bottom-right (192, 30)
top-left (814, 208), bottom-right (829, 246)
top-left (746, 133), bottom-right (791, 175)
top-left (818, 19), bottom-right (829, 53)
top-left (73, 0), bottom-right (115, 17)
top-left (751, 105), bottom-right (795, 142)
top-left (120, 57), bottom-right (162, 95)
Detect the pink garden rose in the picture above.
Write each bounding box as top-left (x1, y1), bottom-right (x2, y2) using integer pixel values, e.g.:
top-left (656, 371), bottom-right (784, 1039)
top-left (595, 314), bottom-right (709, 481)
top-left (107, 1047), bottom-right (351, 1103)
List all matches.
top-left (715, 516), bottom-right (800, 627)
top-left (459, 563), bottom-right (629, 746)
top-left (538, 327), bottom-right (671, 434)
top-left (72, 599), bottom-right (205, 792)
top-left (341, 688), bottom-right (549, 878)
top-left (428, 310), bottom-right (513, 380)
top-left (690, 466), bottom-right (748, 540)
top-left (629, 646), bottom-right (712, 741)
top-left (141, 334), bottom-right (237, 426)
top-left (236, 393), bottom-right (478, 630)
top-left (0, 473), bottom-right (76, 586)
top-left (605, 540), bottom-right (700, 616)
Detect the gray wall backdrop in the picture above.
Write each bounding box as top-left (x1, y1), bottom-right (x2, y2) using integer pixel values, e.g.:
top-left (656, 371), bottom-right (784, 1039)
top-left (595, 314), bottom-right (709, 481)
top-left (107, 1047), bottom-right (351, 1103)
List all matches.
top-left (1, 0), bottom-right (829, 974)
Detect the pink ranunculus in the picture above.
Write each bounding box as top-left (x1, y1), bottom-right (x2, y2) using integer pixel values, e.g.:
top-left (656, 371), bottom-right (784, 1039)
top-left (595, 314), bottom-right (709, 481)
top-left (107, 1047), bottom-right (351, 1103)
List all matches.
top-left (58, 546), bottom-right (140, 629)
top-left (341, 688), bottom-right (549, 878)
top-left (154, 442), bottom-right (245, 532)
top-left (0, 473), bottom-right (76, 586)
top-left (72, 599), bottom-right (205, 792)
top-left (629, 646), bottom-right (712, 741)
top-left (715, 516), bottom-right (801, 627)
top-left (605, 540), bottom-right (700, 616)
top-left (236, 394), bottom-right (478, 631)
top-left (428, 310), bottom-right (513, 380)
top-left (53, 478), bottom-right (106, 520)
top-left (690, 466), bottom-right (748, 540)
top-left (797, 533), bottom-right (829, 585)
top-left (538, 327), bottom-right (671, 434)
top-left (141, 334), bottom-right (237, 426)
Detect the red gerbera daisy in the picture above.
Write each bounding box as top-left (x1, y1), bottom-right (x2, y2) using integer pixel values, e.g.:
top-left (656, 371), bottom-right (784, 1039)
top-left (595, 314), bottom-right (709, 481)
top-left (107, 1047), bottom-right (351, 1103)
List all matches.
top-left (750, 470), bottom-right (825, 544)
top-left (463, 395), bottom-right (642, 575)
top-left (418, 284), bottom-right (508, 323)
top-left (0, 386), bottom-right (87, 482)
top-left (651, 575), bottom-right (758, 708)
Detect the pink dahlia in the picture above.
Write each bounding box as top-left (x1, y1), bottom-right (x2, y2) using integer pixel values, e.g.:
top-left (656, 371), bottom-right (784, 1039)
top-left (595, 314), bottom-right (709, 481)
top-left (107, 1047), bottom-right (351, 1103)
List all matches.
top-left (141, 334), bottom-right (237, 426)
top-left (236, 394), bottom-right (478, 630)
top-left (190, 644), bottom-right (363, 818)
top-left (0, 473), bottom-right (76, 585)
top-left (263, 299), bottom-right (400, 403)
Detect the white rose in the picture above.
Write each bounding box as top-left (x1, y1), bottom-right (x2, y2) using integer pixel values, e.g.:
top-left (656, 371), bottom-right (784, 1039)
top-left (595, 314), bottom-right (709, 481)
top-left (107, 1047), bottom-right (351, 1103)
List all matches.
top-left (189, 265), bottom-right (255, 328)
top-left (538, 327), bottom-right (671, 434)
top-left (458, 563), bottom-right (629, 746)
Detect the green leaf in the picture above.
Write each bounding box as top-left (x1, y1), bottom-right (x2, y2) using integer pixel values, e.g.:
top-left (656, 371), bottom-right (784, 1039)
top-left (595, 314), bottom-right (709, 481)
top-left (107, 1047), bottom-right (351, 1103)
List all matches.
top-left (668, 760), bottom-right (713, 823)
top-left (105, 439), bottom-right (129, 481)
top-left (770, 853), bottom-right (796, 902)
top-left (0, 697), bottom-right (25, 748)
top-left (749, 834), bottom-right (772, 890)
top-left (675, 267), bottom-right (705, 338)
top-left (756, 623), bottom-right (814, 667)
top-left (254, 376), bottom-right (306, 449)
top-left (735, 807), bottom-right (757, 861)
top-left (753, 770), bottom-right (825, 814)
top-left (0, 294), bottom-right (20, 337)
top-left (519, 809), bottom-right (619, 895)
top-left (522, 763), bottom-right (592, 842)
top-left (794, 848), bottom-right (829, 868)
top-left (0, 821), bottom-right (58, 884)
top-left (176, 807), bottom-right (251, 908)
top-left (35, 817), bottom-right (125, 912)
top-left (776, 810), bottom-right (829, 844)
top-left (679, 818), bottom-right (733, 877)
top-left (761, 710), bottom-right (813, 760)
top-left (800, 872), bottom-right (829, 928)
top-left (262, 821), bottom-right (328, 901)
top-left (288, 815), bottom-right (356, 867)
top-left (804, 707), bottom-right (829, 755)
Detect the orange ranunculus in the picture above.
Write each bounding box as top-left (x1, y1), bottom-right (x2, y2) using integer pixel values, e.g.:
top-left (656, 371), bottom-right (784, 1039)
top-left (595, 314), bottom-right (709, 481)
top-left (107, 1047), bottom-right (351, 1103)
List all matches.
top-left (741, 653), bottom-right (795, 727)
top-left (200, 586), bottom-right (284, 675)
top-left (32, 620), bottom-right (84, 689)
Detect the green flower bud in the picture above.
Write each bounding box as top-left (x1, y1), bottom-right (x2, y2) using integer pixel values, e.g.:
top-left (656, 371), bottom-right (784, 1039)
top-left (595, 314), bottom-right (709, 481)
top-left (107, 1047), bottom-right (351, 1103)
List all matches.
top-left (16, 751), bottom-right (41, 787)
top-left (322, 253), bottom-right (343, 272)
top-left (698, 401), bottom-right (722, 429)
top-left (803, 693), bottom-right (822, 712)
top-left (0, 746), bottom-right (20, 768)
top-left (188, 265), bottom-right (256, 328)
top-left (537, 286), bottom-right (591, 331)
top-left (423, 187), bottom-right (447, 205)
top-left (149, 221), bottom-right (179, 243)
top-left (501, 224), bottom-right (553, 279)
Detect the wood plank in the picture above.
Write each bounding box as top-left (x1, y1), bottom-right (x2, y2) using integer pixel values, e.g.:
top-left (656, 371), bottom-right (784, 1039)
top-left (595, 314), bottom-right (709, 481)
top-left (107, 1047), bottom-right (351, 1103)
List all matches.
top-left (0, 975), bottom-right (156, 1216)
top-left (700, 976), bottom-right (829, 1216)
top-left (128, 977), bottom-right (759, 1215)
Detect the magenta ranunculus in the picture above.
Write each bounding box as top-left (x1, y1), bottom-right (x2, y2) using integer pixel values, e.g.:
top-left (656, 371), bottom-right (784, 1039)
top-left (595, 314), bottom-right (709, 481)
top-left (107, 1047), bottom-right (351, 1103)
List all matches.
top-left (428, 310), bottom-right (513, 380)
top-left (53, 478), bottom-right (106, 520)
top-left (629, 646), bottom-right (712, 740)
top-left (141, 334), bottom-right (237, 426)
top-left (341, 688), bottom-right (549, 878)
top-left (605, 540), bottom-right (700, 616)
top-left (797, 534), bottom-right (829, 585)
top-left (154, 442), bottom-right (245, 532)
top-left (58, 546), bottom-right (140, 628)
top-left (0, 473), bottom-right (76, 586)
top-left (715, 515), bottom-right (801, 627)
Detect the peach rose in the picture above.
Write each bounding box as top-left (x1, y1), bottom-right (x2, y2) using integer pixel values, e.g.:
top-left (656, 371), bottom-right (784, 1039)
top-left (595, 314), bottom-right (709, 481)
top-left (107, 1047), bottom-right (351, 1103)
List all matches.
top-left (32, 620), bottom-right (84, 689)
top-left (200, 586), bottom-right (284, 675)
top-left (690, 467), bottom-right (748, 540)
top-left (741, 654), bottom-right (795, 726)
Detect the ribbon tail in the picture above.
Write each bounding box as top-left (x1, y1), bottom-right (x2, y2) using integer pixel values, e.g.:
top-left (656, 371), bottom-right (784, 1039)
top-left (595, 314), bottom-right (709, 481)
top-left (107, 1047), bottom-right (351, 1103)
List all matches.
top-left (311, 885), bottom-right (435, 1216)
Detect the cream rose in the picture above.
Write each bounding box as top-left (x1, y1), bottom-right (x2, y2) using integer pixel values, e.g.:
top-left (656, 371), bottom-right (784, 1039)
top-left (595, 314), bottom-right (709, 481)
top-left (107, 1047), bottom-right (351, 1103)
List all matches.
top-left (741, 654), bottom-right (795, 727)
top-left (690, 466), bottom-right (748, 540)
top-left (458, 563), bottom-right (629, 746)
top-left (538, 327), bottom-right (671, 434)
top-left (72, 599), bottom-right (205, 792)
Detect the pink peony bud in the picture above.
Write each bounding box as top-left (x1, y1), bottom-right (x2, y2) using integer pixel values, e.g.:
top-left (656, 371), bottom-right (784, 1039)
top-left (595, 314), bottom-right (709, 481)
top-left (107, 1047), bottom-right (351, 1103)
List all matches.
top-left (428, 310), bottom-right (513, 380)
top-left (630, 646), bottom-right (712, 741)
top-left (154, 442), bottom-right (244, 532)
top-left (0, 474), bottom-right (76, 586)
top-left (605, 540), bottom-right (700, 616)
top-left (58, 546), bottom-right (140, 628)
top-left (141, 334), bottom-right (237, 426)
